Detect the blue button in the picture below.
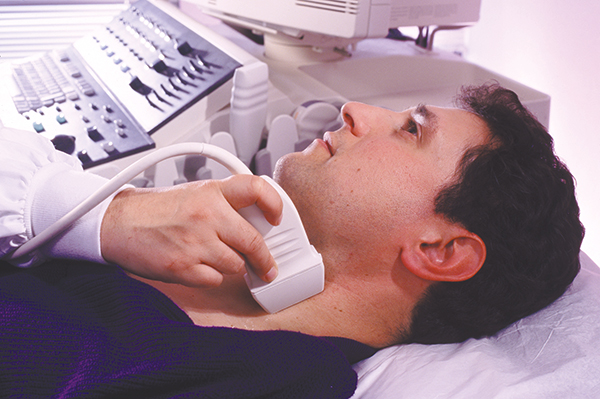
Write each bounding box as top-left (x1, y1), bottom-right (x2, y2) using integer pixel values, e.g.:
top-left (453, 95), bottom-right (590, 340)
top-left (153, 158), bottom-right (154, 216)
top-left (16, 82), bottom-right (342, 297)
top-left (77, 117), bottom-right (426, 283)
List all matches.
top-left (33, 122), bottom-right (44, 132)
top-left (56, 114), bottom-right (67, 124)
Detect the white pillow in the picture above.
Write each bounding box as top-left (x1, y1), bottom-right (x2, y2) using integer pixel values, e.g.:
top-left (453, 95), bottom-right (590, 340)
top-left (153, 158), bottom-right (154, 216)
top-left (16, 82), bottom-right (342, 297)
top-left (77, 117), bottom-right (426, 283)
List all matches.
top-left (352, 252), bottom-right (600, 398)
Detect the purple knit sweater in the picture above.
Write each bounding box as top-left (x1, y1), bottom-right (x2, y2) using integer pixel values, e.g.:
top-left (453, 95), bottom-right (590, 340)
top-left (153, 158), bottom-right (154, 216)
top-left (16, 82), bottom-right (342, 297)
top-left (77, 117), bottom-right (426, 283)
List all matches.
top-left (0, 260), bottom-right (372, 398)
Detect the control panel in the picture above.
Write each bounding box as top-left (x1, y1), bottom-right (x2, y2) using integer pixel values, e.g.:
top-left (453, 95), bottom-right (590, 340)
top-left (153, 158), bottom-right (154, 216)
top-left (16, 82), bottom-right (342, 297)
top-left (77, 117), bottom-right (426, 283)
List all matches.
top-left (1, 0), bottom-right (241, 169)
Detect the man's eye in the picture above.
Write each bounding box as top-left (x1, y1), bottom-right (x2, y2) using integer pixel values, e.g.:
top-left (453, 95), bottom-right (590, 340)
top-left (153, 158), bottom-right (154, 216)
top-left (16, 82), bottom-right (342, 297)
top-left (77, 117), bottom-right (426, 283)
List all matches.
top-left (403, 120), bottom-right (418, 135)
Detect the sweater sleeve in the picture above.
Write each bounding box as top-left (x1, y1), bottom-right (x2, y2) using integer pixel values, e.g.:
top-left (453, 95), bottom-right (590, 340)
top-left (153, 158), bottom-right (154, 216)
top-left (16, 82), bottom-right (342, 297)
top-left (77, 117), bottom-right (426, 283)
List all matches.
top-left (0, 124), bottom-right (121, 267)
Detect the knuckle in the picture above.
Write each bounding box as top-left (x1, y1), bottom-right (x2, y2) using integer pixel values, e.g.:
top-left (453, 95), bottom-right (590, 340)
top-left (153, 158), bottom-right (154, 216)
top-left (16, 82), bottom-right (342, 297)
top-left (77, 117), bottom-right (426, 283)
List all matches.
top-left (231, 257), bottom-right (246, 274)
top-left (216, 251), bottom-right (245, 275)
top-left (164, 258), bottom-right (181, 274)
top-left (244, 232), bottom-right (265, 258)
top-left (164, 258), bottom-right (190, 278)
top-left (196, 269), bottom-right (223, 288)
top-left (244, 175), bottom-right (263, 198)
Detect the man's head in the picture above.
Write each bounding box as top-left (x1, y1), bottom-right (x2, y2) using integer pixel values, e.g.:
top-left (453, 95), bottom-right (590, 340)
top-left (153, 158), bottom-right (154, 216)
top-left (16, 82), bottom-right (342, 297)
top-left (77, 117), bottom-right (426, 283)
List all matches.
top-left (406, 83), bottom-right (584, 344)
top-left (274, 83), bottom-right (583, 346)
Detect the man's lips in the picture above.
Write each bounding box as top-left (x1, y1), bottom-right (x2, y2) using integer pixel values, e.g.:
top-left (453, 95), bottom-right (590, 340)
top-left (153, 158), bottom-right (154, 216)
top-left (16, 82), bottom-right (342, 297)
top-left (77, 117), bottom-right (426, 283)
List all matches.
top-left (322, 132), bottom-right (334, 155)
top-left (314, 139), bottom-right (331, 156)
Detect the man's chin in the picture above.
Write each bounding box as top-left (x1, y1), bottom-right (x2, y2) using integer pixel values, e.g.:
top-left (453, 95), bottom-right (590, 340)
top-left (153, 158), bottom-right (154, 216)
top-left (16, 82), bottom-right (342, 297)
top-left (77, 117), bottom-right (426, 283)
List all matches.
top-left (272, 151), bottom-right (299, 186)
top-left (271, 157), bottom-right (286, 186)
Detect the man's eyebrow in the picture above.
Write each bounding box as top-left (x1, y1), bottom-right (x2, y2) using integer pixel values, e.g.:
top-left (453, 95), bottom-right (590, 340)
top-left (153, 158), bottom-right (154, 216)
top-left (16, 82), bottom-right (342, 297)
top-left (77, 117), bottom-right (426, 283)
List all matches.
top-left (411, 103), bottom-right (438, 132)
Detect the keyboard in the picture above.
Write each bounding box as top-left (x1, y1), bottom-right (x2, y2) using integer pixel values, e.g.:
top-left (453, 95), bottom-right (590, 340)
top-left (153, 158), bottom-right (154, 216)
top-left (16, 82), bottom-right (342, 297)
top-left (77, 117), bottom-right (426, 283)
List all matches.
top-left (0, 0), bottom-right (242, 169)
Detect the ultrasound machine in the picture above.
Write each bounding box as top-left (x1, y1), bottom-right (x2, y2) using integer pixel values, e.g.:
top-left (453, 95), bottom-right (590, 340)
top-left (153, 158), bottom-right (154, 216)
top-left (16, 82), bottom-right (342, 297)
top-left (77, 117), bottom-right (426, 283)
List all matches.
top-left (0, 0), bottom-right (549, 187)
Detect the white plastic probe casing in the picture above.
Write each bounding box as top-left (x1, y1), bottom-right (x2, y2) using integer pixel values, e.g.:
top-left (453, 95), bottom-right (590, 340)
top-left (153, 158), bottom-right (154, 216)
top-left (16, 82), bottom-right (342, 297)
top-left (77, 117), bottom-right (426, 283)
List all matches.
top-left (239, 176), bottom-right (325, 313)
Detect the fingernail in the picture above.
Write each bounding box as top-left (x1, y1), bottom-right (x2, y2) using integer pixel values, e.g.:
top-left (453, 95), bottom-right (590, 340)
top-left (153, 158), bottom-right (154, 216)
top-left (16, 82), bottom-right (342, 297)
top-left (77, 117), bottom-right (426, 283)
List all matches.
top-left (265, 266), bottom-right (278, 282)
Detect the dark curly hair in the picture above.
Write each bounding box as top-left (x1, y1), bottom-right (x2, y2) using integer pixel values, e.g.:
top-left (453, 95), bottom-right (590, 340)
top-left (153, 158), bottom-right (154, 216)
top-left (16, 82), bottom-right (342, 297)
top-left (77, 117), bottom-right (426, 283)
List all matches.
top-left (405, 83), bottom-right (585, 344)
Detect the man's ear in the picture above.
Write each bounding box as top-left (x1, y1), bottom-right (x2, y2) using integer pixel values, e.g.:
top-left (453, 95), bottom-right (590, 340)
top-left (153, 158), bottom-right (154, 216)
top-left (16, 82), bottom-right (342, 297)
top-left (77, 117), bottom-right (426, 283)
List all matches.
top-left (401, 221), bottom-right (486, 282)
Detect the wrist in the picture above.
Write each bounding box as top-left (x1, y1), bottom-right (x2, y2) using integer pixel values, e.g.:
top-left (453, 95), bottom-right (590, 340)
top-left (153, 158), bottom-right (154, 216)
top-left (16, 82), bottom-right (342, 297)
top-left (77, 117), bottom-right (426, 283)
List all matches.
top-left (30, 166), bottom-right (119, 263)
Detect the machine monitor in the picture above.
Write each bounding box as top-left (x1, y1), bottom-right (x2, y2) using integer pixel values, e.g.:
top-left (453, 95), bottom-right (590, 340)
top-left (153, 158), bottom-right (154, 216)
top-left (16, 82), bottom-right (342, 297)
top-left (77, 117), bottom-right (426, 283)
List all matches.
top-left (189, 0), bottom-right (481, 59)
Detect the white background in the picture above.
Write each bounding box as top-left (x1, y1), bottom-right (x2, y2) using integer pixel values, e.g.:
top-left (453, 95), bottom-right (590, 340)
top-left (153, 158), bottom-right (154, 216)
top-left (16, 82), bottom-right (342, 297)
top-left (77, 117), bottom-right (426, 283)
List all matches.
top-left (463, 0), bottom-right (600, 263)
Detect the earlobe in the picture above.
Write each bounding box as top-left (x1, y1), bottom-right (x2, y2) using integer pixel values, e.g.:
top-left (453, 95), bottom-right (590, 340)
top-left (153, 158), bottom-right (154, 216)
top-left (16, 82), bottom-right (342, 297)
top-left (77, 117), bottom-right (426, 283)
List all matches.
top-left (401, 226), bottom-right (486, 282)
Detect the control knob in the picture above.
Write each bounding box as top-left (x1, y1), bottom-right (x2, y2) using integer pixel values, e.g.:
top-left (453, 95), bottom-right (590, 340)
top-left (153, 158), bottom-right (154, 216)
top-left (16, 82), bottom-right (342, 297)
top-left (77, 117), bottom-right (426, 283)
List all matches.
top-left (51, 135), bottom-right (76, 154)
top-left (176, 41), bottom-right (193, 56)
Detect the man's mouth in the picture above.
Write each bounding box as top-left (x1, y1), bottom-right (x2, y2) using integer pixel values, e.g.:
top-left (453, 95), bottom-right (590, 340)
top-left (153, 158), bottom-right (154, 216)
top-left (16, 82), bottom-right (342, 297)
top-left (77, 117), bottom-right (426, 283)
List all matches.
top-left (323, 133), bottom-right (334, 156)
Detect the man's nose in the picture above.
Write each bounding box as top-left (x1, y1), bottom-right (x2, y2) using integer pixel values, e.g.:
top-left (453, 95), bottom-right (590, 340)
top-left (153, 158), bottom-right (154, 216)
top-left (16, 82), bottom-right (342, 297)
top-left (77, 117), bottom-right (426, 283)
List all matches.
top-left (340, 102), bottom-right (379, 138)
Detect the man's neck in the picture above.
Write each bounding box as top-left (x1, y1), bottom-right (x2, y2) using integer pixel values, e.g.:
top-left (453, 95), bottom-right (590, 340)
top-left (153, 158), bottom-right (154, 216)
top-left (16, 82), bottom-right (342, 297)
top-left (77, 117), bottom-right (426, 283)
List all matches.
top-left (131, 272), bottom-right (413, 348)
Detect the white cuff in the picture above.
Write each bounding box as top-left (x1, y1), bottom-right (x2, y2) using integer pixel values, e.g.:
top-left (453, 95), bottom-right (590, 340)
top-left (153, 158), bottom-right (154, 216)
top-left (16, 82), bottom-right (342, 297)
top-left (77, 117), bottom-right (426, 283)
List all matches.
top-left (28, 163), bottom-right (121, 264)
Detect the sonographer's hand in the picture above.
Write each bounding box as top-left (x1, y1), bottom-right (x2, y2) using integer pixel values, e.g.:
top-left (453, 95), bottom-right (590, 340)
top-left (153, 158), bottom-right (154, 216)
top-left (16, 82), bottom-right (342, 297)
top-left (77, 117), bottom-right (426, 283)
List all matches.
top-left (100, 175), bottom-right (283, 287)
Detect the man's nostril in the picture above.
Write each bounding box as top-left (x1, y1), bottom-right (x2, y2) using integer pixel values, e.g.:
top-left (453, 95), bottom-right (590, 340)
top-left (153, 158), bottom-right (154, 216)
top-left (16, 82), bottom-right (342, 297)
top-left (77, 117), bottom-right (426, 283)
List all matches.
top-left (344, 113), bottom-right (354, 128)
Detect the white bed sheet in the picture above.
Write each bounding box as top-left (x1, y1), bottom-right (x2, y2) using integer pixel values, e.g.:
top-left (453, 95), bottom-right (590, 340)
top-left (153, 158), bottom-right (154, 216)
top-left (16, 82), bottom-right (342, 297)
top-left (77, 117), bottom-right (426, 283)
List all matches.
top-left (352, 252), bottom-right (600, 398)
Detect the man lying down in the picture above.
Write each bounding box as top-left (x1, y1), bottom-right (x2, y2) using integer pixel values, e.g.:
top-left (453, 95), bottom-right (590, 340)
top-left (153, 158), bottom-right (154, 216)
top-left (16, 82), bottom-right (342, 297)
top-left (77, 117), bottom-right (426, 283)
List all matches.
top-left (0, 83), bottom-right (584, 397)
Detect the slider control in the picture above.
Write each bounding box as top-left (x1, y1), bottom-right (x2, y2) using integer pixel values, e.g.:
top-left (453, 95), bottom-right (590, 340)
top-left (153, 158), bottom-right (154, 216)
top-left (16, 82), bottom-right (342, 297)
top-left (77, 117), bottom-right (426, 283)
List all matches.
top-left (129, 76), bottom-right (153, 95)
top-left (168, 77), bottom-right (188, 93)
top-left (189, 60), bottom-right (204, 73)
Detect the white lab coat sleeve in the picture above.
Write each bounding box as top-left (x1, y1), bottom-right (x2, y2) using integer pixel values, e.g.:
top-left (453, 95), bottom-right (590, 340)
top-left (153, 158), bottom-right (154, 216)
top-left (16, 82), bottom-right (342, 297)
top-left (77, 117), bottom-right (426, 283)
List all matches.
top-left (0, 125), bottom-right (124, 267)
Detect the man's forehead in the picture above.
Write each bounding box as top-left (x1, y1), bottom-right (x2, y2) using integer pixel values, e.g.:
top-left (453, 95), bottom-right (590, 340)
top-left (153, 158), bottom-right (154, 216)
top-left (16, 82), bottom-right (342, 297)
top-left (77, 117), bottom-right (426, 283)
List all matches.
top-left (416, 105), bottom-right (487, 129)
